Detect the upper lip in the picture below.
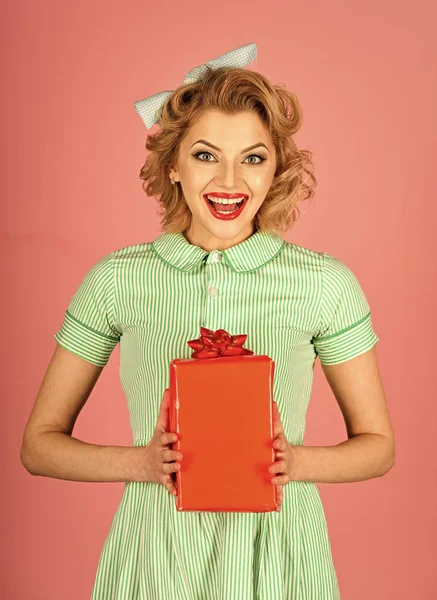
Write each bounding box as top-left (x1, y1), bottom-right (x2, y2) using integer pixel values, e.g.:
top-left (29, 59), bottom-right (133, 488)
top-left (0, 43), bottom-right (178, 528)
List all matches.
top-left (204, 192), bottom-right (248, 199)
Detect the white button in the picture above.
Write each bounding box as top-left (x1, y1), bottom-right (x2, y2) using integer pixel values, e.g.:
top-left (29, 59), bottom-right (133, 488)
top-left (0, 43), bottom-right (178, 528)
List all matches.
top-left (208, 286), bottom-right (218, 296)
top-left (212, 253), bottom-right (221, 263)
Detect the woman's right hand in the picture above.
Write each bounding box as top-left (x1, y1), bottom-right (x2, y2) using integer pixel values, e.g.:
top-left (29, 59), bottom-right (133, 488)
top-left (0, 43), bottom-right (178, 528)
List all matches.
top-left (141, 388), bottom-right (183, 496)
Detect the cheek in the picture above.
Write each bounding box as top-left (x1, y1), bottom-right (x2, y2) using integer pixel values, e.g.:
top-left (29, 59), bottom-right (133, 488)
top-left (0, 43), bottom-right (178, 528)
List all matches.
top-left (250, 182), bottom-right (274, 209)
top-left (178, 171), bottom-right (206, 202)
top-left (183, 170), bottom-right (211, 193)
top-left (250, 169), bottom-right (274, 192)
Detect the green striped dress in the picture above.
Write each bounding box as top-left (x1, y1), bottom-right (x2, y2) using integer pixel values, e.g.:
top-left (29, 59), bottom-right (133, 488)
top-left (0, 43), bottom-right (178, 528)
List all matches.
top-left (54, 228), bottom-right (379, 599)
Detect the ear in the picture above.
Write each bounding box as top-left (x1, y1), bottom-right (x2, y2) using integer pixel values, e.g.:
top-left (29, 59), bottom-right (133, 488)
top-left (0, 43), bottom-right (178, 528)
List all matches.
top-left (168, 164), bottom-right (179, 182)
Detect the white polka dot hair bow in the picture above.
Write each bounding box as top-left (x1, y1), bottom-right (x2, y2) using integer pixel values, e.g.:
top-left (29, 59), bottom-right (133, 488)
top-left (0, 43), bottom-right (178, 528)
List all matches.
top-left (133, 42), bottom-right (258, 130)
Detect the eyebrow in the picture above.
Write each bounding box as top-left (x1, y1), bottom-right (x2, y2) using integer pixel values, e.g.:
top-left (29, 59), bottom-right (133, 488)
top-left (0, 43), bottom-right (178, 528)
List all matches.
top-left (191, 139), bottom-right (270, 153)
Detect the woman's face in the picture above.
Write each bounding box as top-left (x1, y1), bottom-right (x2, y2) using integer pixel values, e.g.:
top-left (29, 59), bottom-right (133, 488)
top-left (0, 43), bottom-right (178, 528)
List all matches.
top-left (169, 109), bottom-right (277, 252)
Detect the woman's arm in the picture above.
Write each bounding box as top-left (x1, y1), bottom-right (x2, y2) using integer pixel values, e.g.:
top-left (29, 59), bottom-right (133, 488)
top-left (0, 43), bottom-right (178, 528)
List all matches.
top-left (20, 344), bottom-right (140, 483)
top-left (289, 432), bottom-right (394, 483)
top-left (277, 346), bottom-right (395, 483)
top-left (21, 431), bottom-right (139, 482)
top-left (290, 347), bottom-right (395, 484)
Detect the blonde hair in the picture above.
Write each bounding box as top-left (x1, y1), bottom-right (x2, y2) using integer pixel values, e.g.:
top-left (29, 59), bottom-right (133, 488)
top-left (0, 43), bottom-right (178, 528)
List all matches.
top-left (139, 66), bottom-right (317, 235)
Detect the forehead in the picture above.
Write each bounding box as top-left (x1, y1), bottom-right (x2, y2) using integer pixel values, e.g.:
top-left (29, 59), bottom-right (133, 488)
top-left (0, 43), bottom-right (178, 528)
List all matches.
top-left (182, 109), bottom-right (272, 146)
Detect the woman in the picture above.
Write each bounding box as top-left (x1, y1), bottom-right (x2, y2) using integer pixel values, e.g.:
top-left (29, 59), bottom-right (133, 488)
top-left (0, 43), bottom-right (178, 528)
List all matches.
top-left (21, 44), bottom-right (395, 599)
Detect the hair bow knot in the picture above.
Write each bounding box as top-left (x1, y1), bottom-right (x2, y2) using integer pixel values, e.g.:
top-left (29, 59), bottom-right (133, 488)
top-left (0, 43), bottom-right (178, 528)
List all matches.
top-left (133, 43), bottom-right (258, 129)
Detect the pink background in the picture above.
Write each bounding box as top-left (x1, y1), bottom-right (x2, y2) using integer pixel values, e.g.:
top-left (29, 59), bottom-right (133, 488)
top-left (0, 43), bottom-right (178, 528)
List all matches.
top-left (3, 0), bottom-right (436, 598)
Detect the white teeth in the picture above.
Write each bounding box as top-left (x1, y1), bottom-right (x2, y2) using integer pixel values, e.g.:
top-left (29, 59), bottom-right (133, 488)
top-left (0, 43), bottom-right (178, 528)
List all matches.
top-left (206, 195), bottom-right (246, 204)
top-left (216, 208), bottom-right (237, 214)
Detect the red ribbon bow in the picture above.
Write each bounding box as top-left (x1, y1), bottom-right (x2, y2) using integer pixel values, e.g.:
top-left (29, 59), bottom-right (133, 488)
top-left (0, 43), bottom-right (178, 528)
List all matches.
top-left (187, 327), bottom-right (254, 359)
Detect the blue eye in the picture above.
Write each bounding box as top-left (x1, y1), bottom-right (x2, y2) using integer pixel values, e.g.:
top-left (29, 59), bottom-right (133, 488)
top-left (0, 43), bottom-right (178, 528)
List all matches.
top-left (192, 151), bottom-right (266, 164)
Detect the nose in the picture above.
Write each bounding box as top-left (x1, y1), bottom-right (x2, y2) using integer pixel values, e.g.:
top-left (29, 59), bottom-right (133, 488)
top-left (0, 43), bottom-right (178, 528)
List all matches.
top-left (214, 160), bottom-right (242, 189)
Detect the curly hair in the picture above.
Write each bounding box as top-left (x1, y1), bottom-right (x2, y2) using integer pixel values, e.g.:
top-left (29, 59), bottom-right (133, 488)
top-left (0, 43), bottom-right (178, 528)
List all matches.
top-left (139, 66), bottom-right (317, 235)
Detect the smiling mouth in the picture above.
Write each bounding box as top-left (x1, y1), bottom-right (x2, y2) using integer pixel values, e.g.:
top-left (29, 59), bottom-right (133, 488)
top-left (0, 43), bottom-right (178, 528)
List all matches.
top-left (202, 194), bottom-right (250, 220)
top-left (203, 194), bottom-right (248, 212)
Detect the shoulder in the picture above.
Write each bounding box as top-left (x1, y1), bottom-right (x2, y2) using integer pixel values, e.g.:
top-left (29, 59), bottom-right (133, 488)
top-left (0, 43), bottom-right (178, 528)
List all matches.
top-left (80, 243), bottom-right (155, 293)
top-left (111, 240), bottom-right (154, 263)
top-left (280, 239), bottom-right (324, 269)
top-left (321, 251), bottom-right (366, 296)
top-left (81, 242), bottom-right (154, 280)
top-left (281, 241), bottom-right (361, 283)
top-left (281, 239), bottom-right (322, 261)
top-left (279, 242), bottom-right (366, 308)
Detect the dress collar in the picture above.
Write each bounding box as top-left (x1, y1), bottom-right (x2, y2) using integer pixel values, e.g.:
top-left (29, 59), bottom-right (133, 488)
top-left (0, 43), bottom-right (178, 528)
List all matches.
top-left (151, 229), bottom-right (285, 273)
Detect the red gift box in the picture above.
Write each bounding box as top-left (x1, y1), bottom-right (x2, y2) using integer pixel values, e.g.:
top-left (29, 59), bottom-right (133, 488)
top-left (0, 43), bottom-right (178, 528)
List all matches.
top-left (168, 327), bottom-right (278, 512)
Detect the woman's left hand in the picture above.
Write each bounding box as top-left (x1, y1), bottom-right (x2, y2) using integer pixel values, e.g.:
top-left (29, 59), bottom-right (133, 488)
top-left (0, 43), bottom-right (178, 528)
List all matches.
top-left (270, 401), bottom-right (295, 512)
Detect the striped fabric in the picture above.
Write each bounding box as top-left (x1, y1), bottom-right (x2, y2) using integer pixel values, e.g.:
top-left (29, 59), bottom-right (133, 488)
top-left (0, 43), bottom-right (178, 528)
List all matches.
top-left (54, 229), bottom-right (379, 599)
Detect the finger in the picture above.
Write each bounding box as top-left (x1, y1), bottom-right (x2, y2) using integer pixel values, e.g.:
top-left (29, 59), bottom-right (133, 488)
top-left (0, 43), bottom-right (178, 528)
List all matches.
top-left (162, 431), bottom-right (178, 446)
top-left (162, 461), bottom-right (181, 474)
top-left (164, 476), bottom-right (178, 496)
top-left (273, 437), bottom-right (288, 451)
top-left (274, 451), bottom-right (287, 462)
top-left (155, 388), bottom-right (171, 433)
top-left (163, 448), bottom-right (183, 462)
top-left (269, 460), bottom-right (287, 475)
top-left (271, 474), bottom-right (290, 485)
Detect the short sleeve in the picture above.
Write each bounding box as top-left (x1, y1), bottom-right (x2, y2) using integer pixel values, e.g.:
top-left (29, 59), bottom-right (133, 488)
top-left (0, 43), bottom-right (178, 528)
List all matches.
top-left (54, 252), bottom-right (121, 367)
top-left (312, 253), bottom-right (379, 365)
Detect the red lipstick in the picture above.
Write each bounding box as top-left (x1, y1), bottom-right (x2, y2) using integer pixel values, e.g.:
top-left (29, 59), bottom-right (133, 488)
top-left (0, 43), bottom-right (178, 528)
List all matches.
top-left (203, 193), bottom-right (249, 221)
top-left (206, 192), bottom-right (249, 199)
